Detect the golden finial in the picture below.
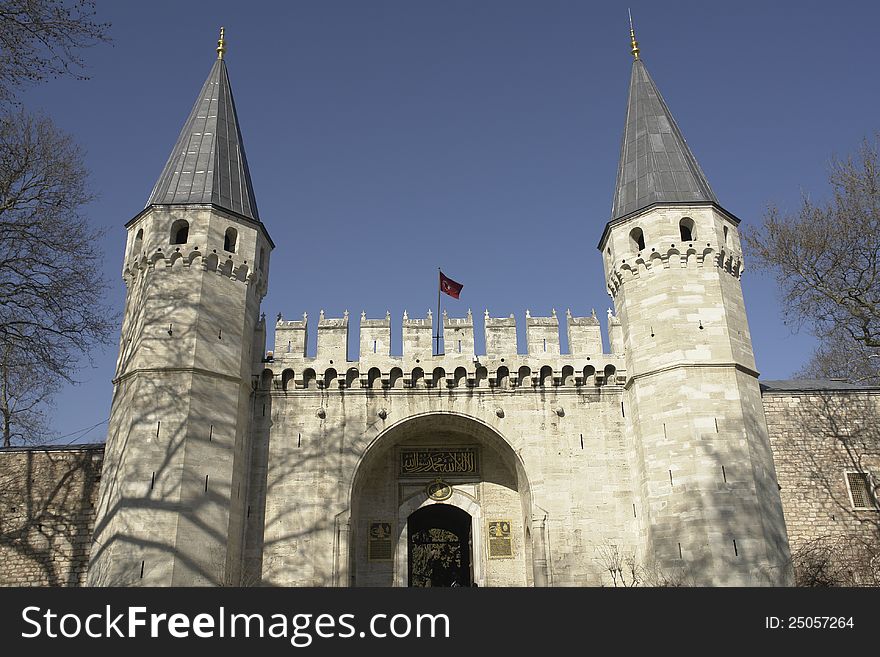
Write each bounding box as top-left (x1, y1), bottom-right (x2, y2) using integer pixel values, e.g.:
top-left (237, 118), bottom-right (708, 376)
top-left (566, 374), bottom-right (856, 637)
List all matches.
top-left (216, 26), bottom-right (226, 59)
top-left (628, 9), bottom-right (640, 60)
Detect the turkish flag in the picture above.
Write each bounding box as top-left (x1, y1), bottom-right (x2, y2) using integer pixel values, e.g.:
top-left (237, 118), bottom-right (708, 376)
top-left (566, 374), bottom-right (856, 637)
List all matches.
top-left (439, 271), bottom-right (463, 299)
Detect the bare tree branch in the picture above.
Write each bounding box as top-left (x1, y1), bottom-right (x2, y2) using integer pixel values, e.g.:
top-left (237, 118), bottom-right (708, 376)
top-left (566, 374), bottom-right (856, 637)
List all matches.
top-left (0, 109), bottom-right (116, 445)
top-left (0, 0), bottom-right (111, 106)
top-left (745, 135), bottom-right (880, 384)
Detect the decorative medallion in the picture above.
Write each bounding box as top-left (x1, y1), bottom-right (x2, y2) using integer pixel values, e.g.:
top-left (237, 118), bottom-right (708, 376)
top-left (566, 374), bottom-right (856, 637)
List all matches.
top-left (426, 479), bottom-right (453, 501)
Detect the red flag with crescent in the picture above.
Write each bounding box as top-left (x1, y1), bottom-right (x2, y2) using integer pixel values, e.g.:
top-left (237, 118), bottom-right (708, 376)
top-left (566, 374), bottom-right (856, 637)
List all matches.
top-left (439, 271), bottom-right (463, 299)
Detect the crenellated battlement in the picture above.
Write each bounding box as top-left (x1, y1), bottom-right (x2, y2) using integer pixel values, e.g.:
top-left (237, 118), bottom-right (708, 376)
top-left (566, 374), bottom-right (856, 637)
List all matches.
top-left (122, 244), bottom-right (268, 297)
top-left (605, 243), bottom-right (743, 297)
top-left (264, 308), bottom-right (625, 391)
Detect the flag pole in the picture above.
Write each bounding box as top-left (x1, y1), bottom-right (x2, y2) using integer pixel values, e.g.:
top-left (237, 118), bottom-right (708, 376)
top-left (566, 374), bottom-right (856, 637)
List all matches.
top-left (435, 267), bottom-right (442, 356)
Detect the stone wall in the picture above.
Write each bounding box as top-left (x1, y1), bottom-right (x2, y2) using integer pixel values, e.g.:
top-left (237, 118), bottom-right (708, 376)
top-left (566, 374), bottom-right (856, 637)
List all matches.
top-left (0, 445), bottom-right (104, 586)
top-left (251, 382), bottom-right (634, 587)
top-left (762, 385), bottom-right (880, 584)
top-left (1, 383), bottom-right (877, 588)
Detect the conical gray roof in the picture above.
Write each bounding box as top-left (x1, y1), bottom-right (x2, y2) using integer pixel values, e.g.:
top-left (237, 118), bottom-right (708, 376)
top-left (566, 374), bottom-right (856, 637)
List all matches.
top-left (146, 58), bottom-right (259, 221)
top-left (611, 58), bottom-right (717, 220)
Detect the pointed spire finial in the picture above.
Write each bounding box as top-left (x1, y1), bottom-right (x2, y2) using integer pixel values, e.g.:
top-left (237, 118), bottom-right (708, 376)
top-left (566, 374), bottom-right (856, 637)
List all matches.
top-left (628, 10), bottom-right (640, 60)
top-left (217, 26), bottom-right (227, 60)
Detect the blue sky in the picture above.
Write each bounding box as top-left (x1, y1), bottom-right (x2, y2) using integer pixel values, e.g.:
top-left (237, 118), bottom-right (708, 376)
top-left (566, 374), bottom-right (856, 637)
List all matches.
top-left (17, 1), bottom-right (880, 443)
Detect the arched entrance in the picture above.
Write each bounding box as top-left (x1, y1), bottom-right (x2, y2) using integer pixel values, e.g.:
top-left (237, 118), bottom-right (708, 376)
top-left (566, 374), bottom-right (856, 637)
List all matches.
top-left (407, 504), bottom-right (472, 587)
top-left (346, 412), bottom-right (540, 587)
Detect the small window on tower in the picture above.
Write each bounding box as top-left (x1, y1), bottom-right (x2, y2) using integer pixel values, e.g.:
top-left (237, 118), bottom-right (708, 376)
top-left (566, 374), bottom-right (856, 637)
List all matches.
top-left (170, 220), bottom-right (189, 245)
top-left (224, 227), bottom-right (238, 253)
top-left (723, 225), bottom-right (729, 246)
top-left (679, 217), bottom-right (695, 243)
top-left (629, 227), bottom-right (645, 252)
top-left (133, 228), bottom-right (144, 255)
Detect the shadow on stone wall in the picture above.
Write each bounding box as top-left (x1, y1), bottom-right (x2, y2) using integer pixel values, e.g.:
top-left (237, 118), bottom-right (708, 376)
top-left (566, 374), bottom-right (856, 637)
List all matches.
top-left (0, 446), bottom-right (103, 586)
top-left (768, 389), bottom-right (880, 585)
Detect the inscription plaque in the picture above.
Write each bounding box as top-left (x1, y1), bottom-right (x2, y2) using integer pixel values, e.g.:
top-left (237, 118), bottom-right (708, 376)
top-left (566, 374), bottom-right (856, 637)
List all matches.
top-left (368, 522), bottom-right (393, 561)
top-left (399, 447), bottom-right (479, 477)
top-left (488, 520), bottom-right (513, 559)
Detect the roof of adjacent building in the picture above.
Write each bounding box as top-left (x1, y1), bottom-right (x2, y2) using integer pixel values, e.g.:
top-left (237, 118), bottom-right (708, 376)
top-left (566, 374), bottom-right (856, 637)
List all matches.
top-left (610, 58), bottom-right (718, 221)
top-left (760, 379), bottom-right (880, 392)
top-left (0, 443), bottom-right (106, 453)
top-left (146, 57), bottom-right (260, 221)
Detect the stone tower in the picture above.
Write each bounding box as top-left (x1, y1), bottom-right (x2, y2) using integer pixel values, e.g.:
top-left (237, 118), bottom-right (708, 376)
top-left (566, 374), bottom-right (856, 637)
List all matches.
top-left (88, 31), bottom-right (273, 585)
top-left (598, 28), bottom-right (791, 584)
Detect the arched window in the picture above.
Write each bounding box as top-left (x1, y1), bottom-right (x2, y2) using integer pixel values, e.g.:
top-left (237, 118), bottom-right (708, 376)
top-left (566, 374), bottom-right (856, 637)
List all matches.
top-left (495, 366), bottom-right (510, 389)
top-left (629, 227), bottom-right (645, 252)
top-left (723, 225), bottom-right (729, 246)
top-left (224, 227), bottom-right (238, 253)
top-left (603, 364), bottom-right (617, 386)
top-left (259, 247), bottom-right (266, 271)
top-left (133, 228), bottom-right (144, 255)
top-left (583, 365), bottom-right (596, 386)
top-left (679, 217), bottom-right (696, 243)
top-left (170, 219), bottom-right (189, 245)
top-left (260, 369), bottom-right (274, 391)
top-left (281, 369), bottom-right (295, 391)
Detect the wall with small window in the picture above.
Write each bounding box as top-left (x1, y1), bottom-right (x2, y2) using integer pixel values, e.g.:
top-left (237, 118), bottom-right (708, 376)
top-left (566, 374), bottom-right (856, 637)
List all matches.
top-left (763, 387), bottom-right (880, 584)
